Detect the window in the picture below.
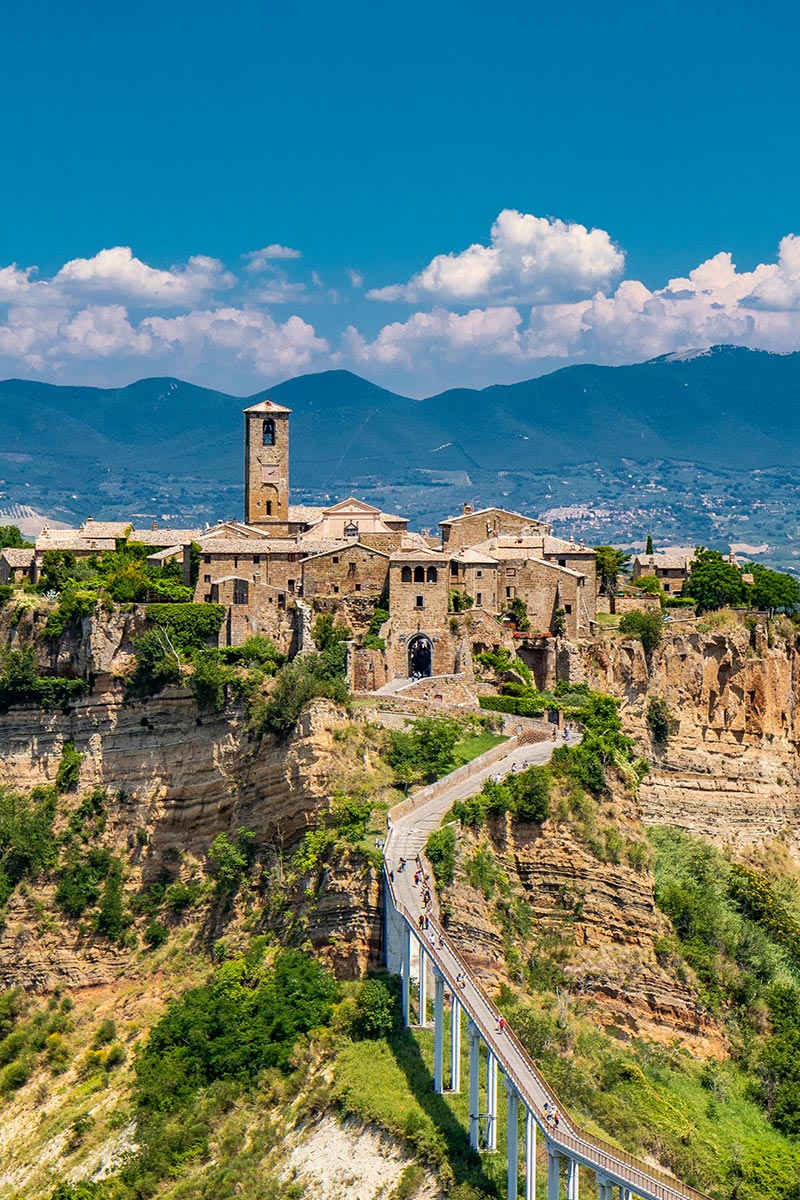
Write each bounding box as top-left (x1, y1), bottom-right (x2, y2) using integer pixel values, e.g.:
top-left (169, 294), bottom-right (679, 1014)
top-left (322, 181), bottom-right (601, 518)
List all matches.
top-left (506, 586), bottom-right (515, 599)
top-left (203, 574), bottom-right (211, 583)
top-left (266, 501), bottom-right (273, 516)
top-left (288, 579), bottom-right (295, 593)
top-left (355, 583), bottom-right (361, 592)
top-left (344, 521), bottom-right (359, 537)
top-left (558, 557), bottom-right (567, 567)
top-left (253, 555), bottom-right (260, 564)
top-left (506, 568), bottom-right (516, 577)
top-left (450, 562), bottom-right (458, 576)
top-left (476, 569), bottom-right (483, 578)
top-left (348, 561), bottom-right (356, 575)
top-left (278, 592), bottom-right (286, 609)
top-left (426, 566), bottom-right (438, 583)
top-left (564, 603), bottom-right (572, 614)
top-left (262, 418), bottom-right (275, 446)
top-left (415, 595), bottom-right (425, 609)
top-left (476, 592), bottom-right (482, 606)
top-left (204, 554), bottom-right (211, 564)
top-left (413, 566), bottom-right (425, 583)
top-left (332, 556), bottom-right (339, 564)
top-left (663, 583), bottom-right (671, 592)
top-left (333, 584), bottom-right (340, 594)
top-left (401, 566), bottom-right (412, 583)
top-left (233, 580), bottom-right (249, 605)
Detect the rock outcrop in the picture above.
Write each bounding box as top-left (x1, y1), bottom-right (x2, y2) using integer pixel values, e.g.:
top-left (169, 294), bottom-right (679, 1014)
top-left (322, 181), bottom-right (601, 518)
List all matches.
top-left (581, 625), bottom-right (800, 852)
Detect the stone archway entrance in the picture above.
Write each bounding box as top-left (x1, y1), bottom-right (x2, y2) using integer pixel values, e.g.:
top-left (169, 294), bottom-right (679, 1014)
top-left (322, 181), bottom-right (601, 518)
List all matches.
top-left (408, 634), bottom-right (433, 678)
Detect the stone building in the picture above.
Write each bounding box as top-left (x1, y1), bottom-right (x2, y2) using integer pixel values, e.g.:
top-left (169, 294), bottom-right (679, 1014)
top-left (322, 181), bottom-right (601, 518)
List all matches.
top-left (0, 548), bottom-right (34, 585)
top-left (25, 391), bottom-right (599, 682)
top-left (631, 553), bottom-right (692, 595)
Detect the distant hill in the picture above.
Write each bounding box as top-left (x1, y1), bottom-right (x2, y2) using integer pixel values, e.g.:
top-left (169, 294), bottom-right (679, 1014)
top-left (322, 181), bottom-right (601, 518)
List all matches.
top-left (0, 346), bottom-right (799, 531)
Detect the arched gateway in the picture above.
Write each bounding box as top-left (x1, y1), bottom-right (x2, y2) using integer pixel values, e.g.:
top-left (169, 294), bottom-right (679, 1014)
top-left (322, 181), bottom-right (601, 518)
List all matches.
top-left (408, 634), bottom-right (433, 678)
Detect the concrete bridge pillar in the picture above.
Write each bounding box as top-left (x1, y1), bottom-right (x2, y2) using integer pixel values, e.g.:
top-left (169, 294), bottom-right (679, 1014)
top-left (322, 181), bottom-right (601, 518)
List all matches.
top-left (401, 925), bottom-right (411, 1027)
top-left (486, 1051), bottom-right (498, 1150)
top-left (505, 1076), bottom-right (519, 1200)
top-left (595, 1177), bottom-right (612, 1200)
top-left (524, 1108), bottom-right (536, 1200)
top-left (468, 1019), bottom-right (481, 1151)
top-left (547, 1146), bottom-right (561, 1200)
top-left (450, 995), bottom-right (461, 1092)
top-left (433, 971), bottom-right (445, 1093)
top-left (567, 1158), bottom-right (580, 1200)
top-left (418, 946), bottom-right (427, 1024)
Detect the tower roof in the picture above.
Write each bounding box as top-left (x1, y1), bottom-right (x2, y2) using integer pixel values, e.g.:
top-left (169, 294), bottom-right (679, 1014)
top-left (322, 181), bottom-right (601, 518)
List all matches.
top-left (243, 397), bottom-right (292, 415)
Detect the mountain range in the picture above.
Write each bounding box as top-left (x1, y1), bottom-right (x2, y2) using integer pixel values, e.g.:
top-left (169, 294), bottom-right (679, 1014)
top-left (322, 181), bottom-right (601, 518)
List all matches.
top-left (1, 346), bottom-right (799, 550)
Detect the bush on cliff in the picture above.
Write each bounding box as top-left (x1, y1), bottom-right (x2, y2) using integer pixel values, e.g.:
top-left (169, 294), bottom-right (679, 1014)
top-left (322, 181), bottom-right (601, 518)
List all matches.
top-left (249, 652), bottom-right (350, 737)
top-left (0, 647), bottom-right (89, 713)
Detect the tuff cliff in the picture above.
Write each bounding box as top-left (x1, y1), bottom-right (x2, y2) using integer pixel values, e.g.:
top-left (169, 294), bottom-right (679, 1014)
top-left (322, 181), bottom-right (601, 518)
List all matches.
top-left (581, 622), bottom-right (800, 852)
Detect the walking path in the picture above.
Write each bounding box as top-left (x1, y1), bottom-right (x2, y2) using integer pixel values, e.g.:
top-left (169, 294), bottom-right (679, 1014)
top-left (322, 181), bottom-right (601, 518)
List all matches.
top-left (384, 734), bottom-right (708, 1200)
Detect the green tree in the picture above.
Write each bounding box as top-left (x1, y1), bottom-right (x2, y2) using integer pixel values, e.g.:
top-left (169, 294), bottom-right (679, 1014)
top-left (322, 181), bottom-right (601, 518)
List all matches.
top-left (633, 573), bottom-right (663, 598)
top-left (39, 550), bottom-right (77, 592)
top-left (645, 534), bottom-right (654, 555)
top-left (682, 548), bottom-right (745, 613)
top-left (505, 596), bottom-right (531, 631)
top-left (594, 546), bottom-right (630, 599)
top-left (354, 977), bottom-right (396, 1039)
top-left (748, 563), bottom-right (800, 614)
top-left (387, 717), bottom-right (462, 786)
top-left (619, 609), bottom-right (663, 657)
top-left (0, 526), bottom-right (29, 551)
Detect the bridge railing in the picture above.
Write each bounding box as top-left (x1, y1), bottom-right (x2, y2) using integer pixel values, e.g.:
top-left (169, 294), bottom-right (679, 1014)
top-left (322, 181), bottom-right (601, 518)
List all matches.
top-left (383, 851), bottom-right (709, 1200)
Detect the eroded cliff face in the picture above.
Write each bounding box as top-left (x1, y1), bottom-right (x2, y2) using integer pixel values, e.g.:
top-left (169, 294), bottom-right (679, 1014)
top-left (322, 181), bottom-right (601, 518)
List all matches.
top-left (0, 678), bottom-right (384, 991)
top-left (581, 625), bottom-right (800, 852)
top-left (445, 804), bottom-right (725, 1058)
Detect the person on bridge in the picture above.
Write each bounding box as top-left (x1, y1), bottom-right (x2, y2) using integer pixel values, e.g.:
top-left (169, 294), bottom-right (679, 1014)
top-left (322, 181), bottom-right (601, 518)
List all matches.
top-left (496, 1016), bottom-right (506, 1033)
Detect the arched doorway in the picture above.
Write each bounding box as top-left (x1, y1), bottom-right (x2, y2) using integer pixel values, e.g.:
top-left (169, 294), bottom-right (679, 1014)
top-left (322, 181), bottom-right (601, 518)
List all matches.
top-left (408, 634), bottom-right (433, 678)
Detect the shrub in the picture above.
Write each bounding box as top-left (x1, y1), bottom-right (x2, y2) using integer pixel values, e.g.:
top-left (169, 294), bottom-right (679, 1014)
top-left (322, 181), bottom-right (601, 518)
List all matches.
top-left (253, 653), bottom-right (350, 736)
top-left (0, 647), bottom-right (90, 714)
top-left (134, 948), bottom-right (339, 1113)
top-left (448, 590), bottom-right (474, 613)
top-left (126, 628), bottom-right (183, 698)
top-left (386, 717), bottom-right (463, 787)
top-left (94, 861), bottom-right (131, 943)
top-left (646, 696), bottom-right (678, 744)
top-left (207, 829), bottom-right (255, 893)
top-left (354, 976), bottom-right (397, 1039)
top-left (189, 651), bottom-right (233, 711)
top-left (55, 741), bottom-right (83, 793)
top-left (362, 606), bottom-right (389, 651)
top-left (93, 1018), bottom-right (117, 1047)
top-left (219, 636), bottom-right (285, 671)
top-left (0, 1057), bottom-right (32, 1093)
top-left (619, 610), bottom-right (663, 656)
top-left (144, 921), bottom-right (168, 949)
top-left (144, 603), bottom-right (226, 654)
top-left (56, 848), bottom-right (112, 917)
top-left (425, 824), bottom-right (457, 887)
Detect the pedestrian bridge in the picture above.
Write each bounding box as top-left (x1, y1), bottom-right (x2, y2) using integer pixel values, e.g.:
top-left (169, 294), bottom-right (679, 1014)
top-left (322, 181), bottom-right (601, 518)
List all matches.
top-left (382, 734), bottom-right (708, 1200)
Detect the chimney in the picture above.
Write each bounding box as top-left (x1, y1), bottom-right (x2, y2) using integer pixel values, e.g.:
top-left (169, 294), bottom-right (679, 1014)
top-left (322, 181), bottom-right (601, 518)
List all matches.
top-left (463, 503), bottom-right (474, 515)
top-left (151, 520), bottom-right (158, 531)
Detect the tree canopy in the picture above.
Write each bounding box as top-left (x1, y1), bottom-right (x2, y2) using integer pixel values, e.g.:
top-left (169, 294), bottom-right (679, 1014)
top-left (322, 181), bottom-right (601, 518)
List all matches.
top-left (594, 546), bottom-right (630, 597)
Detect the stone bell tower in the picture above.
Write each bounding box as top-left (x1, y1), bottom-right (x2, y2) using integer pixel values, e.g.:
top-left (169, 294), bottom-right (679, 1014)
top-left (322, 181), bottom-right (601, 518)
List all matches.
top-left (243, 398), bottom-right (291, 527)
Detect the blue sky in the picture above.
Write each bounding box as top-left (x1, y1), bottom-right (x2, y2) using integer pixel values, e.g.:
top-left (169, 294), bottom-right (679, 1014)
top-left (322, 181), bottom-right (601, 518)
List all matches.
top-left (1, 0), bottom-right (799, 395)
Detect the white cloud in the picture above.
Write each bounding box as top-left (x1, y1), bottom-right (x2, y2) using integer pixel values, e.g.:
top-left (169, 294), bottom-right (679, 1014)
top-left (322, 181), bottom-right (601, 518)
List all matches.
top-left (54, 247), bottom-right (235, 307)
top-left (368, 209), bottom-right (625, 305)
top-left (244, 244), bottom-right (302, 273)
top-left (341, 307), bottom-right (523, 370)
top-left (144, 307), bottom-right (329, 373)
top-left (348, 269), bottom-right (364, 289)
top-left (743, 235), bottom-right (800, 311)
